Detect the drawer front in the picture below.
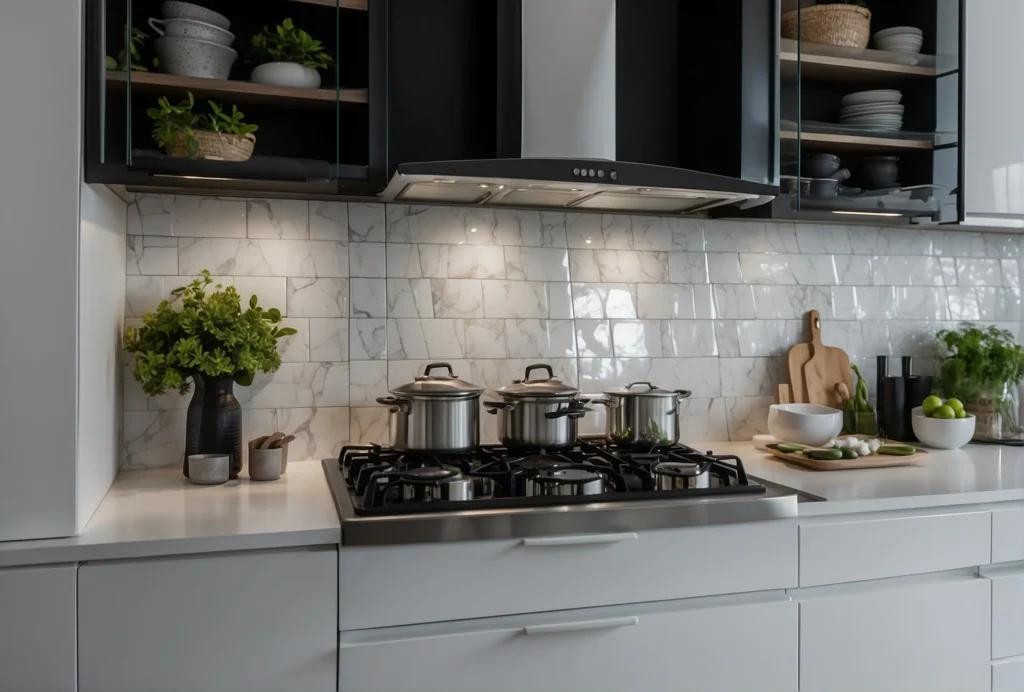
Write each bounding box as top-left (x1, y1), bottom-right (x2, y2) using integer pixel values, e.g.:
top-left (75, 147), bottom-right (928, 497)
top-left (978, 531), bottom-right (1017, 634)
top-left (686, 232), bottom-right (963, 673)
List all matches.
top-left (994, 656), bottom-right (1024, 692)
top-left (799, 510), bottom-right (991, 587)
top-left (339, 520), bottom-right (796, 629)
top-left (989, 570), bottom-right (1024, 659)
top-left (339, 598), bottom-right (797, 692)
top-left (994, 508), bottom-right (1024, 564)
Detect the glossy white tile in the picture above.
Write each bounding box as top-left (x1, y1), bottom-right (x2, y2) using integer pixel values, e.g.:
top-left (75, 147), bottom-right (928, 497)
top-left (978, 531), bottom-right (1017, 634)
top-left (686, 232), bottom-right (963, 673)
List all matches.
top-left (794, 224), bottom-right (852, 254)
top-left (387, 279), bottom-right (434, 318)
top-left (724, 396), bottom-right (774, 439)
top-left (572, 283), bottom-right (638, 319)
top-left (349, 242), bottom-right (387, 278)
top-left (447, 244), bottom-right (506, 279)
top-left (569, 249), bottom-right (669, 283)
top-left (348, 360), bottom-right (389, 406)
top-left (956, 258), bottom-right (1003, 287)
top-left (432, 279), bottom-right (485, 318)
top-left (173, 196), bottom-right (246, 238)
top-left (703, 220), bottom-right (799, 254)
top-left (234, 276), bottom-right (287, 314)
top-left (505, 246), bottom-right (571, 282)
top-left (350, 278), bottom-right (387, 318)
top-left (276, 407), bottom-right (350, 461)
top-left (309, 318), bottom-right (348, 362)
top-left (482, 280), bottom-right (547, 318)
top-left (309, 201), bottom-right (348, 241)
top-left (631, 216), bottom-right (704, 251)
top-left (464, 319), bottom-right (510, 359)
top-left (349, 407), bottom-right (391, 445)
top-left (247, 199), bottom-right (308, 240)
top-left (566, 212), bottom-right (633, 249)
top-left (276, 318), bottom-right (309, 363)
top-left (286, 277), bottom-right (349, 318)
top-left (348, 202), bottom-right (386, 242)
top-left (350, 318), bottom-right (387, 360)
top-left (127, 236), bottom-right (178, 275)
top-left (387, 319), bottom-right (466, 359)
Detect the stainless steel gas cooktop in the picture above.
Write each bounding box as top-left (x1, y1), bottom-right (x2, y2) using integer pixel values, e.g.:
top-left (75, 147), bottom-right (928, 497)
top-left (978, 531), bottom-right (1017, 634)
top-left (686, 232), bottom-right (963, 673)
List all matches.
top-left (322, 436), bottom-right (798, 546)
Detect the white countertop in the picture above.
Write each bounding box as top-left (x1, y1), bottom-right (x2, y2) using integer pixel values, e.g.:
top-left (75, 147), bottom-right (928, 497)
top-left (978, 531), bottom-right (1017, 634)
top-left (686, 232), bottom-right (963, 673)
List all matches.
top-left (713, 440), bottom-right (1024, 516)
top-left (0, 461), bottom-right (340, 568)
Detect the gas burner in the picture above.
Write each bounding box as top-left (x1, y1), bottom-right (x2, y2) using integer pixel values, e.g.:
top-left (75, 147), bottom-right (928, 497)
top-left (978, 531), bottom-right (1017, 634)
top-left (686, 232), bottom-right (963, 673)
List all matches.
top-left (401, 467), bottom-right (458, 481)
top-left (367, 468), bottom-right (474, 505)
top-left (525, 468), bottom-right (605, 496)
top-left (650, 461), bottom-right (710, 491)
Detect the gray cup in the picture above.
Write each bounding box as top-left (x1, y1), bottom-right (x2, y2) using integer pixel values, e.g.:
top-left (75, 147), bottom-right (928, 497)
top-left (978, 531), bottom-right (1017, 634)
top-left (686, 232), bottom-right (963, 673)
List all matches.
top-left (248, 447), bottom-right (283, 481)
top-left (187, 454), bottom-right (230, 485)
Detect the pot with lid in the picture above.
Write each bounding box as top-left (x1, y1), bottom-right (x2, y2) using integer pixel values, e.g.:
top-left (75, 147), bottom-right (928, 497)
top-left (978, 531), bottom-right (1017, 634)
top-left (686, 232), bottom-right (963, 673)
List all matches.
top-left (483, 364), bottom-right (590, 450)
top-left (376, 362), bottom-right (484, 454)
top-left (597, 382), bottom-right (692, 449)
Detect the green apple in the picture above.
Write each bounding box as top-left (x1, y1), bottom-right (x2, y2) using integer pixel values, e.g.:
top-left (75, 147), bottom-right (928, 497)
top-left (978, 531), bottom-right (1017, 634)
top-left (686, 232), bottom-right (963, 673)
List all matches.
top-left (921, 395), bottom-right (944, 416)
top-left (932, 405), bottom-right (956, 420)
top-left (955, 409), bottom-right (968, 419)
top-left (946, 398), bottom-right (965, 416)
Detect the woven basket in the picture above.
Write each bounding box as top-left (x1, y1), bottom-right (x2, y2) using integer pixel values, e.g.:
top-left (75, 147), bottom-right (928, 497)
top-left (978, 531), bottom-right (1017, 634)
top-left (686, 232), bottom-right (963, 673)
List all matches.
top-left (166, 131), bottom-right (255, 162)
top-left (782, 3), bottom-right (871, 49)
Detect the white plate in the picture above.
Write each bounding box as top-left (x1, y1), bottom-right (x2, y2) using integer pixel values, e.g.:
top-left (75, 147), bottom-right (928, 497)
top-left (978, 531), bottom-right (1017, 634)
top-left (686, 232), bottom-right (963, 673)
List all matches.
top-left (878, 40), bottom-right (924, 50)
top-left (840, 104), bottom-right (906, 115)
top-left (874, 25), bottom-right (923, 40)
top-left (886, 46), bottom-right (923, 54)
top-left (840, 115), bottom-right (904, 122)
top-left (841, 90), bottom-right (902, 107)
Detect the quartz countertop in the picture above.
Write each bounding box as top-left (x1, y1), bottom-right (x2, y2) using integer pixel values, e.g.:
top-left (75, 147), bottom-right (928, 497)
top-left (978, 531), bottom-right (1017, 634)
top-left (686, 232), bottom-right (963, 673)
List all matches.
top-left (712, 440), bottom-right (1024, 516)
top-left (0, 461), bottom-right (340, 568)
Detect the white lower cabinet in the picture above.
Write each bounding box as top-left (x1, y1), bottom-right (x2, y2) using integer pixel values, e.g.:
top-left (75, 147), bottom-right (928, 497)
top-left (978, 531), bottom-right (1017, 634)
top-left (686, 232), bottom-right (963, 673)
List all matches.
top-left (339, 595), bottom-right (797, 692)
top-left (0, 564), bottom-right (77, 692)
top-left (798, 575), bottom-right (991, 692)
top-left (78, 547), bottom-right (337, 692)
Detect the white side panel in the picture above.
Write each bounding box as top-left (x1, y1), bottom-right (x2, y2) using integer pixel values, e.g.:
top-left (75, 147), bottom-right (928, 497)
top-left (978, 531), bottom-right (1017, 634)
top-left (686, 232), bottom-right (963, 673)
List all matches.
top-left (340, 597), bottom-right (798, 692)
top-left (0, 564), bottom-right (77, 692)
top-left (78, 548), bottom-right (337, 692)
top-left (799, 577), bottom-right (990, 692)
top-left (339, 520), bottom-right (797, 630)
top-left (994, 507), bottom-right (1024, 564)
top-left (0, 0), bottom-right (82, 540)
top-left (964, 0), bottom-right (1024, 218)
top-left (77, 183), bottom-right (126, 532)
top-left (521, 0), bottom-right (616, 159)
top-left (994, 656), bottom-right (1024, 692)
top-left (799, 510), bottom-right (991, 586)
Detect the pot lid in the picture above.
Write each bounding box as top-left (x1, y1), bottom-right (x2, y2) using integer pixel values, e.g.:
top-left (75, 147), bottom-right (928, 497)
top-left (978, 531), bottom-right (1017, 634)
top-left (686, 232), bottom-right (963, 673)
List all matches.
top-left (498, 364), bottom-right (580, 398)
top-left (603, 381), bottom-right (689, 398)
top-left (391, 362), bottom-right (484, 397)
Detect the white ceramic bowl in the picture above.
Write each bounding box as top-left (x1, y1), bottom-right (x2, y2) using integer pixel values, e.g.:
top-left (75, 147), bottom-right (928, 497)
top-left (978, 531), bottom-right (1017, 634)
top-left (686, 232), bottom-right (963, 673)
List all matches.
top-left (149, 17), bottom-right (234, 47)
top-left (155, 37), bottom-right (237, 80)
top-left (768, 404), bottom-right (844, 447)
top-left (874, 26), bottom-right (923, 40)
top-left (161, 1), bottom-right (230, 30)
top-left (911, 407), bottom-right (975, 449)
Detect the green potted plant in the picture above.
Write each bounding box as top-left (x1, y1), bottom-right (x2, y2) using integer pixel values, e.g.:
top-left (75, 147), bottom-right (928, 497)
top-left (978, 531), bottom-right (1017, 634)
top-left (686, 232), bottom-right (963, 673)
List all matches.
top-left (148, 92), bottom-right (258, 161)
top-left (106, 26), bottom-right (152, 72)
top-left (124, 271), bottom-right (296, 478)
top-left (248, 18), bottom-right (334, 88)
top-left (933, 323), bottom-right (1024, 440)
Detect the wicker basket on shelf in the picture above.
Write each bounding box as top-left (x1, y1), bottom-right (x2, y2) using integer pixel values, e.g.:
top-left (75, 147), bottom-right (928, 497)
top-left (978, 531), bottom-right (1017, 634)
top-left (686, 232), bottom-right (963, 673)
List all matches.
top-left (166, 131), bottom-right (255, 162)
top-left (781, 3), bottom-right (871, 49)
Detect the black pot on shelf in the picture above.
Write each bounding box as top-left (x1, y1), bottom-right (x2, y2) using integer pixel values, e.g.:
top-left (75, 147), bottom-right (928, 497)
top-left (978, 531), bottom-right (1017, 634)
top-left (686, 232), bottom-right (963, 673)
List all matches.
top-left (182, 374), bottom-right (243, 479)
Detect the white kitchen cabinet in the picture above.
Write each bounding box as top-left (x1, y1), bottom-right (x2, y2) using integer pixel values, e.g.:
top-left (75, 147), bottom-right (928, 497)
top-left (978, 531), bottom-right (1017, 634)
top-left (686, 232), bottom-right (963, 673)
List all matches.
top-left (964, 0), bottom-right (1024, 225)
top-left (799, 575), bottom-right (990, 692)
top-left (0, 564), bottom-right (77, 692)
top-left (339, 594), bottom-right (797, 692)
top-left (78, 547), bottom-right (337, 692)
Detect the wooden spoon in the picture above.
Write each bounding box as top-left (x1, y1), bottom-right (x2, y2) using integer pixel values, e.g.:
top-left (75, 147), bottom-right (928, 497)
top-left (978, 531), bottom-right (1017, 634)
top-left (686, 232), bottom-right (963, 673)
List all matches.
top-left (260, 432), bottom-right (286, 450)
top-left (269, 434), bottom-right (296, 449)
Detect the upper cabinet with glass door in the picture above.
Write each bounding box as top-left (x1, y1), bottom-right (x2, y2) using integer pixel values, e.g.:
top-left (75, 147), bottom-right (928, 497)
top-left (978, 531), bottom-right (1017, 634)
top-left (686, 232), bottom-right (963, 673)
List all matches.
top-left (85, 0), bottom-right (383, 196)
top-left (773, 0), bottom-right (961, 223)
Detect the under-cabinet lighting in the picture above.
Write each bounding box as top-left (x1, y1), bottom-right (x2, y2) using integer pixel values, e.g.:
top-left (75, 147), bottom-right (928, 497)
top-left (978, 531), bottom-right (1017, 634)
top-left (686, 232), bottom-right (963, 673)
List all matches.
top-left (432, 179), bottom-right (457, 184)
top-left (831, 211), bottom-right (903, 217)
top-left (154, 174), bottom-right (234, 181)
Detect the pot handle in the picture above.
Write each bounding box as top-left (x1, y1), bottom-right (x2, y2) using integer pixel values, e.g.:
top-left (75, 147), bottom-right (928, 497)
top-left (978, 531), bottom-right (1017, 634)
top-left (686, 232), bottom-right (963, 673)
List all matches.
top-left (483, 400), bottom-right (517, 414)
top-left (521, 363), bottom-right (554, 382)
top-left (147, 17), bottom-right (166, 36)
top-left (376, 396), bottom-right (410, 414)
top-left (675, 389), bottom-right (692, 401)
top-left (422, 362), bottom-right (455, 377)
top-left (625, 381), bottom-right (659, 391)
top-left (587, 398), bottom-right (618, 409)
top-left (546, 405), bottom-right (593, 420)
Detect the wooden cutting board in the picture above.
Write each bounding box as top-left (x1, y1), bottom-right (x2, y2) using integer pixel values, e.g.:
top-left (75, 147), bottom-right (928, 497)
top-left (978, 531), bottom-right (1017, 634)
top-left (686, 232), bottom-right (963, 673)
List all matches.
top-left (764, 438), bottom-right (927, 471)
top-left (787, 310), bottom-right (853, 407)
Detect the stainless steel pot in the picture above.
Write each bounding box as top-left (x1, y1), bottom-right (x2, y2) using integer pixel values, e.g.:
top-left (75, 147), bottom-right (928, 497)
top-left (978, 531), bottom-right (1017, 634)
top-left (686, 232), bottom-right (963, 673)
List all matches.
top-left (597, 382), bottom-right (692, 449)
top-left (483, 364), bottom-right (590, 450)
top-left (652, 461), bottom-right (710, 490)
top-left (376, 362), bottom-right (484, 454)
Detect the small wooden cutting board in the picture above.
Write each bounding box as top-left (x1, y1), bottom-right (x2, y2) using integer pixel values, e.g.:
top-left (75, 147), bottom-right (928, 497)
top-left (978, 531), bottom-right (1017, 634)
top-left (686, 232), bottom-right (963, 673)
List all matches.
top-left (765, 439), bottom-right (927, 471)
top-left (787, 310), bottom-right (853, 407)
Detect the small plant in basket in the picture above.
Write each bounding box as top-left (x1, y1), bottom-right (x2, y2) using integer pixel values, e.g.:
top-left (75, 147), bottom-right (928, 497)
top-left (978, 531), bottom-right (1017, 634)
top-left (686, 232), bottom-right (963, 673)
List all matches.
top-left (147, 92), bottom-right (258, 161)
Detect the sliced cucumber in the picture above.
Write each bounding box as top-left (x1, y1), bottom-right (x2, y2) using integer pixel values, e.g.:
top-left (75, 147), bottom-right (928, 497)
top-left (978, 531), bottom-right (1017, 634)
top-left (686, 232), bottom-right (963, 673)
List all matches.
top-left (840, 447), bottom-right (859, 459)
top-left (777, 443), bottom-right (808, 453)
top-left (804, 448), bottom-right (844, 461)
top-left (877, 444), bottom-right (916, 456)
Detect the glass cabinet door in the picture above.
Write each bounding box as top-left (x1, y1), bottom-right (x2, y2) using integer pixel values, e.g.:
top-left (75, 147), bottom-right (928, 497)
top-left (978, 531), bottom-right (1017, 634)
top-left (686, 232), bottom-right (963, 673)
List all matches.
top-left (780, 0), bottom-right (961, 222)
top-left (87, 0), bottom-right (376, 192)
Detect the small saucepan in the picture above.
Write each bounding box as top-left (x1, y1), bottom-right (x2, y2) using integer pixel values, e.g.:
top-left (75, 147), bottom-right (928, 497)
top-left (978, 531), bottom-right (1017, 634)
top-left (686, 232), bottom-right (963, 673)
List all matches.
top-left (593, 382), bottom-right (692, 450)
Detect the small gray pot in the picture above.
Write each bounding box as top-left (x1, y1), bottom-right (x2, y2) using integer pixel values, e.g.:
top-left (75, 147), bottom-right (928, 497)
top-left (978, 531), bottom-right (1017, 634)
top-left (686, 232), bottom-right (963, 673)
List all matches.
top-left (187, 454), bottom-right (230, 485)
top-left (248, 447), bottom-right (283, 482)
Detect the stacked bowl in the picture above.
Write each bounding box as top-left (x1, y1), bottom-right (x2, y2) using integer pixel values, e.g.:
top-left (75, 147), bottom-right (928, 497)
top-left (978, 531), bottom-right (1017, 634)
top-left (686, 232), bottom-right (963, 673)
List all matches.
top-left (873, 26), bottom-right (924, 54)
top-left (152, 1), bottom-right (237, 80)
top-left (839, 89), bottom-right (903, 132)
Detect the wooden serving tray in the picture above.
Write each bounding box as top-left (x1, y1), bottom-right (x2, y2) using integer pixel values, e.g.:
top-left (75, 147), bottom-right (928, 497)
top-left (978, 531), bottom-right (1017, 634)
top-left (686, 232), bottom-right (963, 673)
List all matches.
top-left (765, 438), bottom-right (927, 471)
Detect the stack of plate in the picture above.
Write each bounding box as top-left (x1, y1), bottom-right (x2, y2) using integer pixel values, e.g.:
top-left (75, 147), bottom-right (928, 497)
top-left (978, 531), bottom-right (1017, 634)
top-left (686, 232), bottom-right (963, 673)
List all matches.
top-left (873, 26), bottom-right (924, 54)
top-left (839, 90), bottom-right (903, 131)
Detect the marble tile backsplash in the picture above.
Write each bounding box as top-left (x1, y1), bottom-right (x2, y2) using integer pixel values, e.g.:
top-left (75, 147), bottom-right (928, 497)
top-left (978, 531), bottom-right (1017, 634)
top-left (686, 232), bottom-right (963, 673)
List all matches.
top-left (121, 196), bottom-right (1024, 468)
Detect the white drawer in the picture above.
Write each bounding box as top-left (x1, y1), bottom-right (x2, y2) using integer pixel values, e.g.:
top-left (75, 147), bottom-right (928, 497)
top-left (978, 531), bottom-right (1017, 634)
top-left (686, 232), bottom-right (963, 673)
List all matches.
top-left (994, 508), bottom-right (1024, 564)
top-left (995, 656), bottom-right (1024, 692)
top-left (799, 510), bottom-right (991, 587)
top-left (339, 520), bottom-right (796, 629)
top-left (340, 596), bottom-right (798, 692)
top-left (984, 566), bottom-right (1024, 659)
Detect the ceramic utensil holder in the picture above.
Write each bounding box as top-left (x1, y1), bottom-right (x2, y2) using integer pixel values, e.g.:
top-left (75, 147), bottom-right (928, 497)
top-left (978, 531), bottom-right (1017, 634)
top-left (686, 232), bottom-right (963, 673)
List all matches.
top-left (248, 447), bottom-right (283, 481)
top-left (187, 454), bottom-right (230, 485)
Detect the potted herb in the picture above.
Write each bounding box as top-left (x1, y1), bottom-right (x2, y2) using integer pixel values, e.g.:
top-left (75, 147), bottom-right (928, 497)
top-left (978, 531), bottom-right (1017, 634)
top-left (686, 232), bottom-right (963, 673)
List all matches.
top-left (148, 92), bottom-right (258, 161)
top-left (106, 26), bottom-right (152, 72)
top-left (933, 323), bottom-right (1024, 440)
top-left (248, 18), bottom-right (334, 88)
top-left (124, 272), bottom-right (296, 478)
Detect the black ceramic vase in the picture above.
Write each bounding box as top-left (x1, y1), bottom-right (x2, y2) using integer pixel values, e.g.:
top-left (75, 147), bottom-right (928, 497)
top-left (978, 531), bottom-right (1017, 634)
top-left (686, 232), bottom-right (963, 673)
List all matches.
top-left (182, 374), bottom-right (243, 479)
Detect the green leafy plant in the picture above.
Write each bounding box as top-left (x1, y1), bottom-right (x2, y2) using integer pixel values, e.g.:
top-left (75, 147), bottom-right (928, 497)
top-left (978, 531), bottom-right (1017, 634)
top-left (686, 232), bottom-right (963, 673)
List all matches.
top-left (147, 92), bottom-right (258, 159)
top-left (202, 101), bottom-right (260, 138)
top-left (249, 18), bottom-right (334, 70)
top-left (106, 26), bottom-right (151, 72)
top-left (934, 323), bottom-right (1024, 401)
top-left (124, 271), bottom-right (297, 396)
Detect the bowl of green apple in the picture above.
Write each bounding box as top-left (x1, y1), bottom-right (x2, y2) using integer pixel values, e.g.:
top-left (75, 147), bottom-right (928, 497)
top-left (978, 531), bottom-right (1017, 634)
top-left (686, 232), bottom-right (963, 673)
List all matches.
top-left (911, 396), bottom-right (975, 450)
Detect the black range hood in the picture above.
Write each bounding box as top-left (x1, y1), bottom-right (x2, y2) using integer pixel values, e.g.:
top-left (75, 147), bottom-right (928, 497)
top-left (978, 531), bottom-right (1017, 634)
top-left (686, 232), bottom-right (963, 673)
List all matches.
top-left (383, 0), bottom-right (779, 214)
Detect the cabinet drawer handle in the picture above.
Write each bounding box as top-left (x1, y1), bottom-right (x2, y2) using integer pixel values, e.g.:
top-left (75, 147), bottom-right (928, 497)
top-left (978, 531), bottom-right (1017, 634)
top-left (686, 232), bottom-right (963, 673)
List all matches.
top-left (520, 532), bottom-right (638, 547)
top-left (523, 616), bottom-right (639, 635)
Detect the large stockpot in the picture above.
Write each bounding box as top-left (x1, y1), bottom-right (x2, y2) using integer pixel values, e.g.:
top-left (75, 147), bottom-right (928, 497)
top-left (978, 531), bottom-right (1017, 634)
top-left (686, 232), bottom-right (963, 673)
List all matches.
top-left (598, 382), bottom-right (692, 449)
top-left (483, 364), bottom-right (590, 450)
top-left (376, 362), bottom-right (484, 454)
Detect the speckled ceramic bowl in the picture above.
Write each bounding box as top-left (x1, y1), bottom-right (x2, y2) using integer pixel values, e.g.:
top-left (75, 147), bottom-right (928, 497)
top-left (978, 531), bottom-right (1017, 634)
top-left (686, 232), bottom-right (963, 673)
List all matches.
top-left (155, 37), bottom-right (237, 80)
top-left (161, 1), bottom-right (230, 30)
top-left (149, 17), bottom-right (235, 47)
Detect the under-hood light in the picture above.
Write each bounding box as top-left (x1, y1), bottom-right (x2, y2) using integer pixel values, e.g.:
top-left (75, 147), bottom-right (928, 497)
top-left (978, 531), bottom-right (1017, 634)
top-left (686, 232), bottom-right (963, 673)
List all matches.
top-left (153, 174), bottom-right (234, 181)
top-left (830, 211), bottom-right (904, 217)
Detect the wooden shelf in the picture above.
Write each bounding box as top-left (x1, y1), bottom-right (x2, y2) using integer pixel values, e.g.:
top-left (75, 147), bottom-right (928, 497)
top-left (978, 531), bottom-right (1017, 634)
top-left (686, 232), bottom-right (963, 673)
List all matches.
top-left (780, 39), bottom-right (936, 83)
top-left (106, 71), bottom-right (367, 107)
top-left (781, 130), bottom-right (934, 152)
top-left (292, 0), bottom-right (367, 9)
